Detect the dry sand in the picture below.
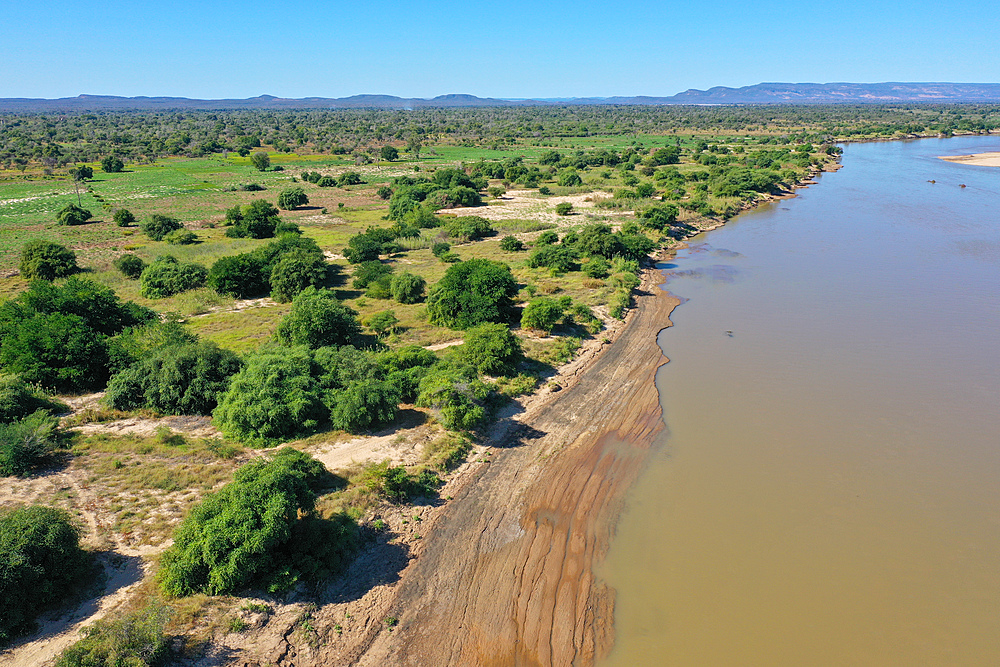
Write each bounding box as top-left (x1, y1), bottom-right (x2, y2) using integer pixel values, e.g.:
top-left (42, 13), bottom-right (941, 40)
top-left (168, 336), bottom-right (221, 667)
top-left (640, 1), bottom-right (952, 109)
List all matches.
top-left (938, 152), bottom-right (1000, 167)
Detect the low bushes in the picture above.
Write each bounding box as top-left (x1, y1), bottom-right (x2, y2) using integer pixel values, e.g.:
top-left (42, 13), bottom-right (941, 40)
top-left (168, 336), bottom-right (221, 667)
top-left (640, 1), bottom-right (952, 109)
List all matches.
top-left (139, 256), bottom-right (208, 298)
top-left (19, 240), bottom-right (77, 280)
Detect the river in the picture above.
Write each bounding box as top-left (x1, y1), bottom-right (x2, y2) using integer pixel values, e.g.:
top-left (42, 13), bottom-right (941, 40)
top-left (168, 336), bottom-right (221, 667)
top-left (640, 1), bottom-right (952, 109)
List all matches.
top-left (597, 136), bottom-right (1000, 666)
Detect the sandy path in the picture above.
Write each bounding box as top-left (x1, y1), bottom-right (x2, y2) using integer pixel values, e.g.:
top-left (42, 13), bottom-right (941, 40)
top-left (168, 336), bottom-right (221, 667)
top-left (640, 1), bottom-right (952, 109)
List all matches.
top-left (327, 266), bottom-right (679, 666)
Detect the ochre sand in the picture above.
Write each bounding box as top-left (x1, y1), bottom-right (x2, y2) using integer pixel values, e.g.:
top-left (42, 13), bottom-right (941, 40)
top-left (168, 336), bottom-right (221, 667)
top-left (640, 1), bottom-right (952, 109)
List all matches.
top-left (938, 152), bottom-right (1000, 167)
top-left (343, 268), bottom-right (680, 666)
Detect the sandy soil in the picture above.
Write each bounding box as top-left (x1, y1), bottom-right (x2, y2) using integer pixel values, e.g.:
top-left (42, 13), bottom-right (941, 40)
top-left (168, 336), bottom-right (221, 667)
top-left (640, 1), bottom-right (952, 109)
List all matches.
top-left (938, 152), bottom-right (1000, 167)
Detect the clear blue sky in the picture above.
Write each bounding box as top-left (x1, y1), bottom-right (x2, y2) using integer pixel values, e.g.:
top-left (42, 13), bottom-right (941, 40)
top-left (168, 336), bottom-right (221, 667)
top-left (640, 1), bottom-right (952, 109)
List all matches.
top-left (3, 0), bottom-right (998, 99)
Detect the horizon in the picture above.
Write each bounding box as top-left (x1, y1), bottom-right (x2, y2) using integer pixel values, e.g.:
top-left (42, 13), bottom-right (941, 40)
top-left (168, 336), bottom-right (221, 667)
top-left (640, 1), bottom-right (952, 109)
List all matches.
top-left (3, 0), bottom-right (999, 99)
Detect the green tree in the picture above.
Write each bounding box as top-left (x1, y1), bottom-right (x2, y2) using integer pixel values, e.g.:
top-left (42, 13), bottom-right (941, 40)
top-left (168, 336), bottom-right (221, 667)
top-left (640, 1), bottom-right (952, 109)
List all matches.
top-left (366, 310), bottom-right (399, 337)
top-left (488, 185), bottom-right (506, 199)
top-left (69, 165), bottom-right (93, 181)
top-left (19, 240), bottom-right (77, 280)
top-left (557, 169), bottom-right (582, 186)
top-left (380, 145), bottom-right (399, 161)
top-left (269, 250), bottom-right (328, 302)
top-left (499, 235), bottom-right (523, 252)
top-left (329, 380), bottom-right (401, 432)
top-left (443, 215), bottom-right (492, 241)
top-left (56, 203), bottom-right (93, 226)
top-left (555, 202), bottom-right (573, 216)
top-left (224, 200), bottom-right (281, 239)
top-left (0, 505), bottom-right (91, 644)
top-left (141, 214), bottom-right (183, 241)
top-left (389, 271), bottom-right (426, 304)
top-left (139, 255), bottom-right (208, 298)
top-left (250, 151), bottom-right (270, 171)
top-left (275, 287), bottom-right (360, 348)
top-left (521, 297), bottom-right (565, 333)
top-left (105, 341), bottom-right (242, 415)
top-left (113, 254), bottom-right (146, 279)
top-left (407, 136), bottom-right (422, 158)
top-left (113, 208), bottom-right (136, 227)
top-left (159, 448), bottom-right (357, 595)
top-left (427, 259), bottom-right (519, 329)
top-left (100, 155), bottom-right (124, 173)
top-left (208, 253), bottom-right (268, 298)
top-left (277, 187), bottom-right (309, 210)
top-left (461, 322), bottom-right (522, 375)
top-left (214, 348), bottom-right (326, 443)
top-left (0, 312), bottom-right (108, 392)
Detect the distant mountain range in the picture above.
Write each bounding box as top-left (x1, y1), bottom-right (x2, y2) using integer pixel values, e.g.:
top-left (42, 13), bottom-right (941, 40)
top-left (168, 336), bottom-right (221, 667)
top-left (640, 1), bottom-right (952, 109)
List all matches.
top-left (3, 83), bottom-right (1000, 111)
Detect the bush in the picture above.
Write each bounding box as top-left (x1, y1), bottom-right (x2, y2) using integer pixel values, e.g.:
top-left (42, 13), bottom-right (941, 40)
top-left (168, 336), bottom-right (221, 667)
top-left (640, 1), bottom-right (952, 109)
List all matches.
top-left (358, 461), bottom-right (441, 503)
top-left (0, 374), bottom-right (64, 424)
top-left (224, 200), bottom-right (281, 239)
top-left (338, 171), bottom-right (363, 186)
top-left (208, 253), bottom-right (268, 298)
top-left (275, 287), bottom-right (360, 348)
top-left (163, 228), bottom-right (198, 245)
top-left (56, 203), bottom-right (93, 226)
top-left (113, 254), bottom-right (146, 279)
top-left (555, 202), bottom-right (573, 216)
top-left (427, 259), bottom-right (519, 330)
top-left (0, 312), bottom-right (109, 392)
top-left (582, 255), bottom-right (611, 279)
top-left (0, 505), bottom-right (91, 644)
top-left (536, 230), bottom-right (559, 245)
top-left (416, 364), bottom-right (489, 430)
top-left (521, 297), bottom-right (565, 333)
top-left (54, 606), bottom-right (169, 667)
top-left (431, 241), bottom-right (451, 258)
top-left (366, 310), bottom-right (399, 337)
top-left (113, 208), bottom-right (136, 227)
top-left (352, 260), bottom-right (394, 289)
top-left (101, 155), bottom-right (124, 172)
top-left (527, 245), bottom-right (580, 273)
top-left (277, 187), bottom-right (309, 210)
top-left (139, 256), bottom-right (208, 298)
top-left (19, 240), bottom-right (77, 280)
top-left (105, 341), bottom-right (242, 415)
top-left (390, 272), bottom-right (426, 304)
top-left (444, 215), bottom-right (492, 241)
top-left (0, 410), bottom-right (62, 476)
top-left (461, 323), bottom-right (522, 375)
top-left (329, 380), bottom-right (401, 432)
top-left (159, 449), bottom-right (358, 595)
top-left (343, 233), bottom-right (384, 264)
top-left (213, 347), bottom-right (326, 443)
top-left (557, 170), bottom-right (582, 187)
top-left (269, 250), bottom-right (328, 302)
top-left (141, 214), bottom-right (182, 241)
top-left (640, 203), bottom-right (679, 230)
top-left (250, 151), bottom-right (270, 171)
top-left (499, 235), bottom-right (523, 252)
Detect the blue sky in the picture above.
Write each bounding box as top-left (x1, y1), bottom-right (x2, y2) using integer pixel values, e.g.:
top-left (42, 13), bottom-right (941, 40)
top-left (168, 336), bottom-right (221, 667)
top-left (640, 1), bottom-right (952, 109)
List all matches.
top-left (2, 0), bottom-right (998, 99)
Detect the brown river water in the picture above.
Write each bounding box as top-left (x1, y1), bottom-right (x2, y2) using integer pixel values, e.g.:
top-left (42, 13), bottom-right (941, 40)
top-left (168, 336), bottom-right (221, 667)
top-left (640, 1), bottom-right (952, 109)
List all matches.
top-left (597, 136), bottom-right (1000, 666)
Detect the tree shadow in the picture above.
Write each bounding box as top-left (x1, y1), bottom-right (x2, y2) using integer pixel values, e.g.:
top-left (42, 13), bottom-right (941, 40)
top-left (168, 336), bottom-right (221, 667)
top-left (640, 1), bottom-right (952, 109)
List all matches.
top-left (319, 529), bottom-right (413, 605)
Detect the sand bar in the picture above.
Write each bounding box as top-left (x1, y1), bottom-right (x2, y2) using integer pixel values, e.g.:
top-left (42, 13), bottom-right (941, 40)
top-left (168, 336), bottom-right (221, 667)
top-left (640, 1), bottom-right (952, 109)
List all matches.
top-left (938, 152), bottom-right (1000, 167)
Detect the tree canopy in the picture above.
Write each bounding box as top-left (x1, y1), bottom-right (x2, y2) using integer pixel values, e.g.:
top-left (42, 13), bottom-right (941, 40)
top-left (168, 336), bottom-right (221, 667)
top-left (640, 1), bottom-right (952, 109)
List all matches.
top-left (427, 259), bottom-right (519, 330)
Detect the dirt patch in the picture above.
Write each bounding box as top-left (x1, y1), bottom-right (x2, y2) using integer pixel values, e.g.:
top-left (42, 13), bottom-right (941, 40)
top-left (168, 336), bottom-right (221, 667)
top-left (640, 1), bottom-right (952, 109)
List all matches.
top-left (472, 189), bottom-right (629, 229)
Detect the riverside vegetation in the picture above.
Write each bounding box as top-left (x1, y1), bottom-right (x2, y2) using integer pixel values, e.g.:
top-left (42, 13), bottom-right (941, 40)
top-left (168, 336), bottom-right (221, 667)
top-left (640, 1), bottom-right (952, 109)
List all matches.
top-left (2, 103), bottom-right (990, 663)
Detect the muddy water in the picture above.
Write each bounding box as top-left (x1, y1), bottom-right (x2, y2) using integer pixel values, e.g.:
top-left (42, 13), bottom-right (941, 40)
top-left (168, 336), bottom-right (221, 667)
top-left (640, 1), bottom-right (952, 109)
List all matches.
top-left (598, 136), bottom-right (1000, 666)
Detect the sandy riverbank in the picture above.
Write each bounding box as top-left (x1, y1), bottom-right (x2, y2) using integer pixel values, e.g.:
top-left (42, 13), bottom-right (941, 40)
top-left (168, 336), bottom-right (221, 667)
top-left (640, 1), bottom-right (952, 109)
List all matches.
top-left (938, 152), bottom-right (1000, 167)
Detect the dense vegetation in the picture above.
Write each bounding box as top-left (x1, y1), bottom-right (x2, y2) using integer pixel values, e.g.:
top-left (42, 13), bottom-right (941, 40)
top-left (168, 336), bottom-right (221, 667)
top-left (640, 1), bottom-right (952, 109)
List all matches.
top-left (0, 505), bottom-right (92, 644)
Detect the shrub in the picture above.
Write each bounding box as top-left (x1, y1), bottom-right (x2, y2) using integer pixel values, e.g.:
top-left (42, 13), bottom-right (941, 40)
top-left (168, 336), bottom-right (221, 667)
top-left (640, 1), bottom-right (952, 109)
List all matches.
top-left (159, 449), bottom-right (358, 595)
top-left (208, 253), bottom-right (268, 298)
top-left (56, 203), bottom-right (93, 226)
top-left (139, 256), bottom-right (208, 298)
top-left (269, 250), bottom-right (328, 302)
top-left (376, 185), bottom-right (393, 200)
top-left (431, 241), bottom-right (451, 258)
top-left (427, 259), bottom-right (519, 329)
top-left (105, 341), bottom-right (242, 415)
top-left (329, 380), bottom-right (401, 432)
top-left (12, 276), bottom-right (154, 336)
top-left (100, 155), bottom-right (124, 172)
top-left (461, 322), bottom-right (522, 375)
top-left (640, 203), bottom-right (679, 230)
top-left (536, 230), bottom-right (559, 245)
top-left (521, 297), bottom-right (565, 333)
top-left (0, 374), bottom-right (64, 424)
top-left (444, 215), bottom-right (492, 241)
top-left (0, 505), bottom-right (91, 644)
top-left (141, 214), bottom-right (182, 241)
top-left (416, 364), bottom-right (489, 430)
top-left (0, 410), bottom-right (62, 476)
top-left (365, 275), bottom-right (393, 299)
top-left (338, 171), bottom-right (363, 186)
top-left (390, 272), bottom-right (426, 304)
top-left (54, 606), bottom-right (169, 667)
top-left (557, 170), bottom-right (582, 187)
top-left (163, 228), bottom-right (197, 245)
top-left (352, 260), bottom-right (394, 289)
top-left (0, 312), bottom-right (109, 392)
top-left (555, 202), bottom-right (573, 216)
top-left (275, 287), bottom-right (360, 348)
top-left (250, 151), bottom-right (270, 171)
top-left (499, 235), bottom-right (523, 252)
top-left (113, 208), bottom-right (136, 227)
top-left (224, 200), bottom-right (280, 239)
top-left (213, 348), bottom-right (326, 444)
top-left (19, 240), bottom-right (77, 280)
top-left (113, 254), bottom-right (146, 279)
top-left (582, 256), bottom-right (611, 279)
top-left (366, 310), bottom-right (399, 337)
top-left (527, 245), bottom-right (580, 273)
top-left (358, 461), bottom-right (441, 503)
top-left (343, 233), bottom-right (383, 264)
top-left (277, 187), bottom-right (308, 210)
